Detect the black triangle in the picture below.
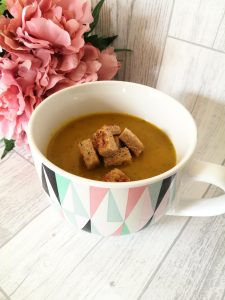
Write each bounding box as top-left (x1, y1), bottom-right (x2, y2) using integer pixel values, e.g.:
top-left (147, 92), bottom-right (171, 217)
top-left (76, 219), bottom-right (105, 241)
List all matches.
top-left (82, 220), bottom-right (91, 232)
top-left (42, 164), bottom-right (60, 203)
top-left (142, 175), bottom-right (175, 231)
top-left (41, 165), bottom-right (50, 196)
top-left (154, 175), bottom-right (175, 212)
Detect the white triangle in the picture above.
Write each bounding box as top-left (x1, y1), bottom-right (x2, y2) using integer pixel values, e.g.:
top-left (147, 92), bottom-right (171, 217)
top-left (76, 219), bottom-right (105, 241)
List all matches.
top-left (76, 215), bottom-right (89, 229)
top-left (72, 181), bottom-right (90, 217)
top-left (154, 188), bottom-right (170, 222)
top-left (61, 183), bottom-right (74, 212)
top-left (109, 188), bottom-right (128, 220)
top-left (126, 188), bottom-right (151, 233)
top-left (63, 209), bottom-right (77, 226)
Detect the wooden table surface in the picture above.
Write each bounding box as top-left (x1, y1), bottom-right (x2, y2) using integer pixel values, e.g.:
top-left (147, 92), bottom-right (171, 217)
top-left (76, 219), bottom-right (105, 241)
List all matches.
top-left (0, 138), bottom-right (225, 300)
top-left (1, 1), bottom-right (225, 299)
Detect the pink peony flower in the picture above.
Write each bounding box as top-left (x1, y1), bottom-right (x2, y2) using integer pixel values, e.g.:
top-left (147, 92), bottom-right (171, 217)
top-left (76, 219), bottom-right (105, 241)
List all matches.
top-left (0, 0), bottom-right (93, 54)
top-left (0, 0), bottom-right (120, 147)
top-left (0, 56), bottom-right (42, 144)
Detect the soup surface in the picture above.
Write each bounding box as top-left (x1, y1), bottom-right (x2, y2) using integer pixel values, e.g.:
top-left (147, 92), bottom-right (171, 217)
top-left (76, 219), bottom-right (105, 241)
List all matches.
top-left (47, 113), bottom-right (176, 181)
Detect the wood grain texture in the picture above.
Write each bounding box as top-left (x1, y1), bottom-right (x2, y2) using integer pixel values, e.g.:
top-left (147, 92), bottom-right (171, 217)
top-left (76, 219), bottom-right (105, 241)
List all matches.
top-left (140, 191), bottom-right (225, 300)
top-left (91, 0), bottom-right (174, 86)
top-left (157, 37), bottom-right (225, 162)
top-left (0, 152), bottom-right (48, 247)
top-left (157, 37), bottom-right (225, 203)
top-left (0, 2), bottom-right (225, 299)
top-left (0, 207), bottom-right (101, 300)
top-left (14, 145), bottom-right (34, 165)
top-left (0, 289), bottom-right (9, 300)
top-left (0, 184), bottom-right (220, 300)
top-left (169, 0), bottom-right (225, 51)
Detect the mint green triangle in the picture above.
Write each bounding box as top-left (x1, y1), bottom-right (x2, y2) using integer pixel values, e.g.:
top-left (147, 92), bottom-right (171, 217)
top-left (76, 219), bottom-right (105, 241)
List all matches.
top-left (149, 181), bottom-right (162, 210)
top-left (91, 222), bottom-right (100, 235)
top-left (121, 223), bottom-right (129, 235)
top-left (72, 187), bottom-right (88, 218)
top-left (64, 210), bottom-right (77, 226)
top-left (56, 174), bottom-right (70, 203)
top-left (107, 191), bottom-right (123, 222)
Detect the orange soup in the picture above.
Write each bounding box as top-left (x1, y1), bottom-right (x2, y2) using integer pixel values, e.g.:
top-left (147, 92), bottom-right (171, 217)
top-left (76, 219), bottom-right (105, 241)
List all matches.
top-left (47, 113), bottom-right (176, 181)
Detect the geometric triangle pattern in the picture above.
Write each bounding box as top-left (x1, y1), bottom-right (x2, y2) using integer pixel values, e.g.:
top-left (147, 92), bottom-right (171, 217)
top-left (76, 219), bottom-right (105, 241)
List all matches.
top-left (56, 173), bottom-right (70, 204)
top-left (90, 186), bottom-right (108, 217)
top-left (41, 165), bottom-right (50, 196)
top-left (107, 190), bottom-right (123, 222)
top-left (90, 222), bottom-right (100, 235)
top-left (82, 220), bottom-right (91, 232)
top-left (112, 224), bottom-right (123, 236)
top-left (154, 175), bottom-right (175, 212)
top-left (148, 181), bottom-right (162, 210)
top-left (143, 175), bottom-right (176, 229)
top-left (72, 186), bottom-right (88, 218)
top-left (121, 223), bottom-right (129, 235)
top-left (125, 186), bottom-right (146, 219)
top-left (42, 164), bottom-right (60, 203)
top-left (41, 163), bottom-right (177, 236)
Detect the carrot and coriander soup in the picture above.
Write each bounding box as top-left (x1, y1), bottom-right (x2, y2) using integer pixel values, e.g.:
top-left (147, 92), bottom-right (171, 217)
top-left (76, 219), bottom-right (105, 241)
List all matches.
top-left (47, 113), bottom-right (176, 182)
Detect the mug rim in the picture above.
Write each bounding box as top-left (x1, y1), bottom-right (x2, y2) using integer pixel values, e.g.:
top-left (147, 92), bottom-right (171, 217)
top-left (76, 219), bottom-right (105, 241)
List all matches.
top-left (27, 80), bottom-right (197, 188)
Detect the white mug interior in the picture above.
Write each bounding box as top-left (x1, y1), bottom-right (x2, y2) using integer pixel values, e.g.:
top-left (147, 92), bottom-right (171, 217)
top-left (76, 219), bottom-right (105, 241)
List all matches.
top-left (28, 81), bottom-right (197, 186)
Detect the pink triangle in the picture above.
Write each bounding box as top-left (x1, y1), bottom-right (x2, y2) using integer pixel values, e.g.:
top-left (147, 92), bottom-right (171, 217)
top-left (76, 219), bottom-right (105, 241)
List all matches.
top-left (139, 191), bottom-right (154, 229)
top-left (112, 224), bottom-right (123, 236)
top-left (125, 186), bottom-right (146, 219)
top-left (90, 186), bottom-right (109, 217)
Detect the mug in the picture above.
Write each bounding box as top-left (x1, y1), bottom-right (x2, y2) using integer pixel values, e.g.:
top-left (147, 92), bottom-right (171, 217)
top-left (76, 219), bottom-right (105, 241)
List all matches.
top-left (27, 81), bottom-right (225, 236)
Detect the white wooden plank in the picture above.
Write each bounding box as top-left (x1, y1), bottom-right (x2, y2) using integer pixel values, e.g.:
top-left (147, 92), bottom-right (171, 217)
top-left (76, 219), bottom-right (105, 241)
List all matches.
top-left (14, 145), bottom-right (34, 164)
top-left (0, 207), bottom-right (101, 300)
top-left (157, 37), bottom-right (225, 201)
top-left (0, 289), bottom-right (8, 300)
top-left (0, 152), bottom-right (49, 247)
top-left (92, 0), bottom-right (174, 86)
top-left (157, 38), bottom-right (225, 106)
top-left (213, 13), bottom-right (225, 52)
top-left (157, 37), bottom-right (225, 161)
top-left (4, 215), bottom-right (189, 300)
top-left (169, 0), bottom-right (225, 50)
top-left (140, 194), bottom-right (225, 300)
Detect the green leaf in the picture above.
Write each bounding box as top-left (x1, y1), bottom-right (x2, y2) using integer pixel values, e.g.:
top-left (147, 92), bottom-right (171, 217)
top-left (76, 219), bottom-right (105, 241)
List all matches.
top-left (0, 0), bottom-right (6, 15)
top-left (1, 139), bottom-right (15, 159)
top-left (85, 0), bottom-right (105, 37)
top-left (114, 48), bottom-right (132, 52)
top-left (85, 35), bottom-right (118, 51)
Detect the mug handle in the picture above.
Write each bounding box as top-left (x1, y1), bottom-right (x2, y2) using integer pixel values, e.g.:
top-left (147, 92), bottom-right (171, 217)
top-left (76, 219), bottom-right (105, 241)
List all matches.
top-left (166, 160), bottom-right (225, 216)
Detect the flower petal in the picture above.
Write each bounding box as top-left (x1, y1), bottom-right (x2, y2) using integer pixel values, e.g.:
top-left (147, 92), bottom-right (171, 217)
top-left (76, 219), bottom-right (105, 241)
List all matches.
top-left (58, 54), bottom-right (79, 72)
top-left (98, 48), bottom-right (120, 80)
top-left (26, 18), bottom-right (71, 47)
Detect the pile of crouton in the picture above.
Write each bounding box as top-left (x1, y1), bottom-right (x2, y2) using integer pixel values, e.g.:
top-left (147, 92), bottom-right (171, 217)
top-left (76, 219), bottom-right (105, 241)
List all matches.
top-left (78, 125), bottom-right (144, 182)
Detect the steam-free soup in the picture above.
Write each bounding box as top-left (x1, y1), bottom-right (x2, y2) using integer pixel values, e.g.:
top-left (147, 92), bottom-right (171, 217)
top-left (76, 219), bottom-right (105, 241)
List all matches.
top-left (47, 113), bottom-right (176, 181)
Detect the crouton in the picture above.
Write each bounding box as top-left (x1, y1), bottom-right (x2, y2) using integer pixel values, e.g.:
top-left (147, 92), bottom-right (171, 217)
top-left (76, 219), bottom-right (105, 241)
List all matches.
top-left (92, 128), bottom-right (118, 157)
top-left (103, 168), bottom-right (130, 182)
top-left (78, 138), bottom-right (100, 170)
top-left (104, 147), bottom-right (132, 167)
top-left (114, 135), bottom-right (121, 148)
top-left (102, 124), bottom-right (121, 135)
top-left (119, 128), bottom-right (144, 157)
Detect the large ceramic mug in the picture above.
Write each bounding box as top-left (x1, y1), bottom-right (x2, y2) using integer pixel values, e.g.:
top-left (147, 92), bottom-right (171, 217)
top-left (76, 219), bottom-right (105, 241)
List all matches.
top-left (27, 81), bottom-right (225, 236)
